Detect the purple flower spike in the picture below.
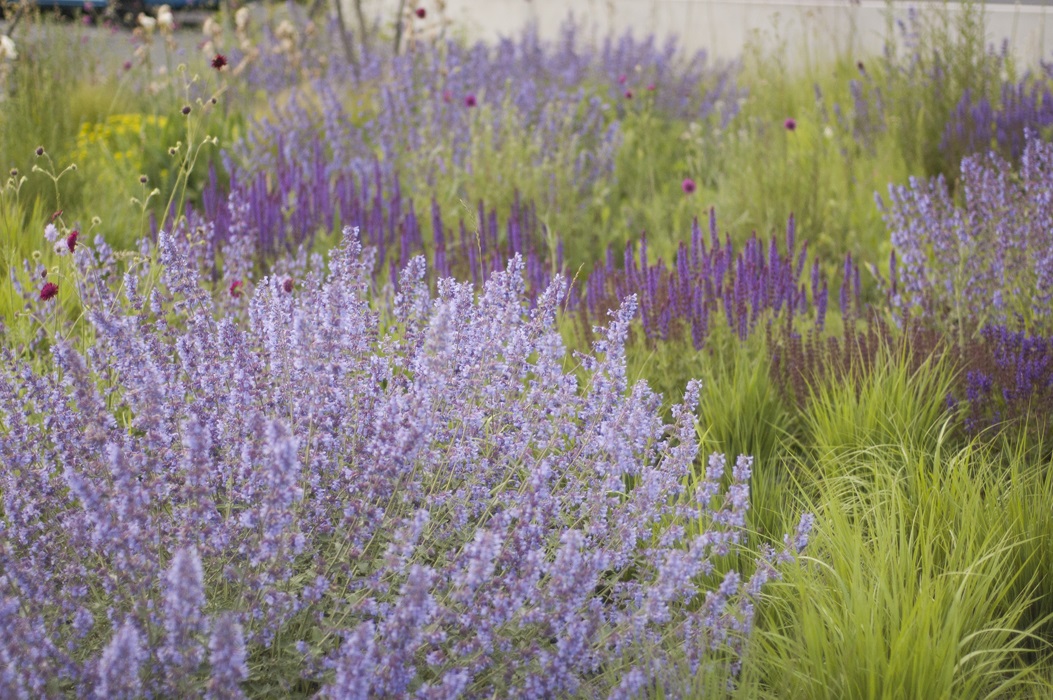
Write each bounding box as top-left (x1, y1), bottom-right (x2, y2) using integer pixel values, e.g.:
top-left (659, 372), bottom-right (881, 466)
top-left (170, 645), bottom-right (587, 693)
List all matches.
top-left (208, 614), bottom-right (249, 699)
top-left (96, 621), bottom-right (146, 699)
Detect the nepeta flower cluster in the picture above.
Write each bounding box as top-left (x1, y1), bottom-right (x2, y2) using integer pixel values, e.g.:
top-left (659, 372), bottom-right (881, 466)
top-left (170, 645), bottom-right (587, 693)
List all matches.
top-left (0, 227), bottom-right (809, 696)
top-left (233, 18), bottom-right (737, 205)
top-left (881, 134), bottom-right (1053, 331)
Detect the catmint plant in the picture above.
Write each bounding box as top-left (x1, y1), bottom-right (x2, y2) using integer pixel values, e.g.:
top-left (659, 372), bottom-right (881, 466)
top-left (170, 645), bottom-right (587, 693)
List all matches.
top-left (881, 134), bottom-right (1053, 333)
top-left (0, 226), bottom-right (809, 696)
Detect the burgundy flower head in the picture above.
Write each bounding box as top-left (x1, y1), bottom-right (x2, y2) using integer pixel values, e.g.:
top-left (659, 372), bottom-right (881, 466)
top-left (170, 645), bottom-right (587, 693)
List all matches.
top-left (618, 73), bottom-right (627, 85)
top-left (66, 230), bottom-right (79, 253)
top-left (229, 279), bottom-right (243, 298)
top-left (624, 90), bottom-right (633, 100)
top-left (283, 278), bottom-right (294, 293)
top-left (40, 282), bottom-right (59, 301)
top-left (415, 7), bottom-right (426, 18)
top-left (682, 178), bottom-right (697, 195)
top-left (784, 118), bottom-right (797, 132)
top-left (212, 53), bottom-right (228, 71)
top-left (464, 94), bottom-right (477, 108)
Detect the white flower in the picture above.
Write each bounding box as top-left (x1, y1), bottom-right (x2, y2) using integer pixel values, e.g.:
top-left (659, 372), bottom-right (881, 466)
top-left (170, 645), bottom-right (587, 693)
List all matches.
top-left (53, 240), bottom-right (68, 256)
top-left (44, 224), bottom-right (59, 243)
top-left (234, 7), bottom-right (250, 31)
top-left (138, 13), bottom-right (157, 32)
top-left (275, 19), bottom-right (296, 40)
top-left (203, 17), bottom-right (221, 38)
top-left (823, 125), bottom-right (834, 139)
top-left (0, 35), bottom-right (16, 61)
top-left (157, 5), bottom-right (174, 31)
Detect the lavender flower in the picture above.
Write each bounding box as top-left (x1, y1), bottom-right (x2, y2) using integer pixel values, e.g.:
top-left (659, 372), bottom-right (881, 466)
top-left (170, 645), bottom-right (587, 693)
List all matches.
top-left (96, 621), bottom-right (145, 699)
top-left (162, 546), bottom-right (207, 678)
top-left (208, 614), bottom-right (248, 699)
top-left (883, 134), bottom-right (1053, 330)
top-left (0, 227), bottom-right (807, 695)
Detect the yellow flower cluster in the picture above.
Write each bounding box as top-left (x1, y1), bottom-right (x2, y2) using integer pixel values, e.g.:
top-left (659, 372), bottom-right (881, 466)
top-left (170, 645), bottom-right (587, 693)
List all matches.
top-left (73, 114), bottom-right (168, 168)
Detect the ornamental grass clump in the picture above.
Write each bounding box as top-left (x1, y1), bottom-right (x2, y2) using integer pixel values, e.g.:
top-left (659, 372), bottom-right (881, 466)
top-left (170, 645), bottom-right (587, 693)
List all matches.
top-left (0, 226), bottom-right (810, 696)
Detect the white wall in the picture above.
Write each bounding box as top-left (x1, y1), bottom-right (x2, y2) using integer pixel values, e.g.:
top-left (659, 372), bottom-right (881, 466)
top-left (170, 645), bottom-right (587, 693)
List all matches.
top-left (355, 0), bottom-right (1053, 68)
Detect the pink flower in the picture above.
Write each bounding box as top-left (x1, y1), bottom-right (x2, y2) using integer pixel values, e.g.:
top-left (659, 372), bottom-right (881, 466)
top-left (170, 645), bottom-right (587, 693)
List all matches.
top-left (229, 279), bottom-right (243, 298)
top-left (464, 94), bottom-right (477, 108)
top-left (415, 7), bottom-right (426, 18)
top-left (283, 278), bottom-right (295, 293)
top-left (66, 230), bottom-right (79, 253)
top-left (784, 118), bottom-right (797, 132)
top-left (618, 74), bottom-right (627, 85)
top-left (624, 90), bottom-right (633, 100)
top-left (682, 178), bottom-right (697, 195)
top-left (40, 282), bottom-right (59, 301)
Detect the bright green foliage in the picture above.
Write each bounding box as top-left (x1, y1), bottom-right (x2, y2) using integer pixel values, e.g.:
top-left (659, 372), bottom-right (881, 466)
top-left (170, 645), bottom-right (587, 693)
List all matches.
top-left (750, 439), bottom-right (1053, 699)
top-left (801, 344), bottom-right (958, 465)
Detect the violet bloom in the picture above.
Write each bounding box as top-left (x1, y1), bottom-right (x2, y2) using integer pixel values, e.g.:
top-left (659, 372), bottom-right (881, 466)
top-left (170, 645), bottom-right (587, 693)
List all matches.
top-left (96, 620), bottom-right (145, 699)
top-left (162, 546), bottom-right (207, 673)
top-left (208, 614), bottom-right (249, 699)
top-left (784, 117), bottom-right (797, 131)
top-left (464, 94), bottom-right (477, 108)
top-left (682, 178), bottom-right (697, 195)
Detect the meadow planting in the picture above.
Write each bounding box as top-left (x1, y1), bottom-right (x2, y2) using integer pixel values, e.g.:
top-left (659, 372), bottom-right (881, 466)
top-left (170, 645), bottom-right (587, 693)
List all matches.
top-left (1, 0), bottom-right (1053, 696)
